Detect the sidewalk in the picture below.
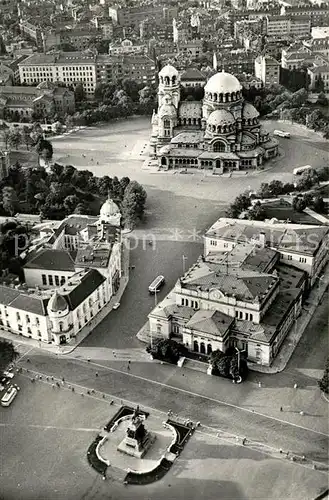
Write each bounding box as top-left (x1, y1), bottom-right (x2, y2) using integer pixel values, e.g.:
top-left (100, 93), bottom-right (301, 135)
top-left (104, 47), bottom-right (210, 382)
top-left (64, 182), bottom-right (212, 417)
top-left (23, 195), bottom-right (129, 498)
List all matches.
top-left (0, 240), bottom-right (130, 356)
top-left (137, 264), bottom-right (329, 374)
top-left (251, 264), bottom-right (329, 374)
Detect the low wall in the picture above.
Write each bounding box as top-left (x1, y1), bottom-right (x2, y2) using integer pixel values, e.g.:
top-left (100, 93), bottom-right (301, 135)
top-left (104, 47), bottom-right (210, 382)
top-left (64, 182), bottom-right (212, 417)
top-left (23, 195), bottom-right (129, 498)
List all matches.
top-left (96, 436), bottom-right (110, 466)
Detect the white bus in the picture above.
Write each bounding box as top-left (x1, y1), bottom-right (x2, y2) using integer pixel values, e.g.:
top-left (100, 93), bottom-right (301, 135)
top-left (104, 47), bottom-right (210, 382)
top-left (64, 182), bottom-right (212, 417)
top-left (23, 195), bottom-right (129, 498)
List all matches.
top-left (1, 386), bottom-right (18, 407)
top-left (293, 165), bottom-right (313, 176)
top-left (273, 130), bottom-right (290, 138)
top-left (148, 275), bottom-right (165, 294)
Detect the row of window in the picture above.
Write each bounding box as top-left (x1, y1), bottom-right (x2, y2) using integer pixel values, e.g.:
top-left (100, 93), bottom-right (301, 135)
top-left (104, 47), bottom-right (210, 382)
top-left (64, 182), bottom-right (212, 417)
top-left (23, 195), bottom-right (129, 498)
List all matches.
top-left (236, 310), bottom-right (253, 321)
top-left (281, 254), bottom-right (307, 263)
top-left (181, 298), bottom-right (199, 309)
top-left (42, 274), bottom-right (66, 286)
top-left (0, 318), bottom-right (42, 337)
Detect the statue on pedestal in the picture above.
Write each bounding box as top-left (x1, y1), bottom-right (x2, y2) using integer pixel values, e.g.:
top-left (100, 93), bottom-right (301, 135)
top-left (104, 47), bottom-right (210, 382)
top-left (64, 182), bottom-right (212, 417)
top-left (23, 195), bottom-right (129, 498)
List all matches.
top-left (117, 406), bottom-right (155, 458)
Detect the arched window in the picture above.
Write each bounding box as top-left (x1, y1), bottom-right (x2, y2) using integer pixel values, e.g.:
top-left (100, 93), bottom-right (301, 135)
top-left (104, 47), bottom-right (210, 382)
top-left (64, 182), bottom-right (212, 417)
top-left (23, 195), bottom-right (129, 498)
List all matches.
top-left (213, 141), bottom-right (226, 152)
top-left (193, 340), bottom-right (199, 352)
top-left (164, 119), bottom-right (170, 128)
top-left (207, 343), bottom-right (212, 355)
top-left (200, 342), bottom-right (206, 354)
top-left (165, 76), bottom-right (170, 85)
top-left (214, 93), bottom-right (217, 101)
top-left (172, 75), bottom-right (176, 85)
top-left (59, 321), bottom-right (64, 332)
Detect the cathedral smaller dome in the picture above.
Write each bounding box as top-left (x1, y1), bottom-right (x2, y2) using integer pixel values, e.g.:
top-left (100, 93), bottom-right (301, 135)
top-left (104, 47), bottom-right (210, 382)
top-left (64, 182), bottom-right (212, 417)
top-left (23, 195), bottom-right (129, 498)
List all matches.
top-left (159, 64), bottom-right (179, 78)
top-left (48, 291), bottom-right (68, 313)
top-left (242, 103), bottom-right (259, 120)
top-left (100, 198), bottom-right (120, 218)
top-left (208, 109), bottom-right (235, 126)
top-left (158, 103), bottom-right (176, 118)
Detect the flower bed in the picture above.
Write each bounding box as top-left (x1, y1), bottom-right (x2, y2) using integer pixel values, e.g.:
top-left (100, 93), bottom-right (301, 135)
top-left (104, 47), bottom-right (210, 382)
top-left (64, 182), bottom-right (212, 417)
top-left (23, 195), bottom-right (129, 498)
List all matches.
top-left (87, 436), bottom-right (107, 475)
top-left (125, 458), bottom-right (172, 485)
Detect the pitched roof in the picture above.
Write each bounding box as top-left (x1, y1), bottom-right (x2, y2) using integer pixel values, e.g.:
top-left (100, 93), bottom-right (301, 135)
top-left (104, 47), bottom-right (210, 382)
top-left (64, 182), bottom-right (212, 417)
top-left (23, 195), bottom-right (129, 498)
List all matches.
top-left (10, 294), bottom-right (48, 315)
top-left (185, 310), bottom-right (234, 337)
top-left (0, 285), bottom-right (20, 305)
top-left (180, 68), bottom-right (205, 81)
top-left (24, 249), bottom-right (76, 272)
top-left (63, 269), bottom-right (105, 310)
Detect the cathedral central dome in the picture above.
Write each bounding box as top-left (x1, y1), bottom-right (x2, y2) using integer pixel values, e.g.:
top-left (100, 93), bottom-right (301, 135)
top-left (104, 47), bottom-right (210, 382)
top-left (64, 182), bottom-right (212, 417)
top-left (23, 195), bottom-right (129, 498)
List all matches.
top-left (205, 71), bottom-right (242, 94)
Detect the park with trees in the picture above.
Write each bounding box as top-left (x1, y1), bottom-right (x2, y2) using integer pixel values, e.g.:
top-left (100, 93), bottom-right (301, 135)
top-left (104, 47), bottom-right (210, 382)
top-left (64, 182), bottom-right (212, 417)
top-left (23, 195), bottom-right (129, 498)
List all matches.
top-left (226, 167), bottom-right (328, 220)
top-left (0, 160), bottom-right (147, 228)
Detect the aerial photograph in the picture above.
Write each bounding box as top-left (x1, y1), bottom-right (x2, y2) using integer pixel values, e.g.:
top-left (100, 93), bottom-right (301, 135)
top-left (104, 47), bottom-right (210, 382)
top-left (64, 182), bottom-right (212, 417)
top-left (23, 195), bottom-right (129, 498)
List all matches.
top-left (0, 0), bottom-right (328, 499)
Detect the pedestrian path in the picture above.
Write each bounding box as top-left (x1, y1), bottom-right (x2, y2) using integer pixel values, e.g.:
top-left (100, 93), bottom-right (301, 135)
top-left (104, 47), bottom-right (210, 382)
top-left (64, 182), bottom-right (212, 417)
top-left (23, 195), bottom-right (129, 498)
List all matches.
top-left (66, 346), bottom-right (151, 363)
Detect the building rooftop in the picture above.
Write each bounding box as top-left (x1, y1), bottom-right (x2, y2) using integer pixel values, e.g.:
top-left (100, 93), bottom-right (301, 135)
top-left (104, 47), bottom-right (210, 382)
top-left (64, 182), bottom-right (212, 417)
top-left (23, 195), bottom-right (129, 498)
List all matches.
top-left (205, 218), bottom-right (328, 256)
top-left (180, 67), bottom-right (205, 82)
top-left (75, 242), bottom-right (112, 269)
top-left (180, 258), bottom-right (278, 303)
top-left (185, 310), bottom-right (234, 337)
top-left (23, 249), bottom-right (76, 272)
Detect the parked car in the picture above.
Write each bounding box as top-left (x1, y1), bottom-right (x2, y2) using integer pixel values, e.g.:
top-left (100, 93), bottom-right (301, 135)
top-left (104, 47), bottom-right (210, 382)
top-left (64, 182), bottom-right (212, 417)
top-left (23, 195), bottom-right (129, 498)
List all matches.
top-left (3, 370), bottom-right (14, 379)
top-left (273, 130), bottom-right (290, 138)
top-left (112, 302), bottom-right (120, 310)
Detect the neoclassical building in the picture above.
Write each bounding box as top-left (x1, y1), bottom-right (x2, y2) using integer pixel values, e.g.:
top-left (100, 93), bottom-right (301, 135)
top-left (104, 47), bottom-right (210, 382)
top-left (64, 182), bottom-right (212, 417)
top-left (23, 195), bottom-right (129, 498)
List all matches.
top-left (151, 65), bottom-right (278, 173)
top-left (0, 195), bottom-right (123, 346)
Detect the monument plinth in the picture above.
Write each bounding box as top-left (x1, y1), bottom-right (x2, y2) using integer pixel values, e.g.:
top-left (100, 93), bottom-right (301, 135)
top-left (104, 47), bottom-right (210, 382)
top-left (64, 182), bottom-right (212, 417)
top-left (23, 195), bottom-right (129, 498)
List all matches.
top-left (117, 406), bottom-right (155, 458)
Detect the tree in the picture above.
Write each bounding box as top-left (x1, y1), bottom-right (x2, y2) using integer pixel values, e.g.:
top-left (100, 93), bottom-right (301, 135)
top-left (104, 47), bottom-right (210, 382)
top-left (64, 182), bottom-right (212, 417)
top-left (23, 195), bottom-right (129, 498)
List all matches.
top-left (248, 202), bottom-right (266, 221)
top-left (2, 186), bottom-right (19, 215)
top-left (74, 82), bottom-right (86, 103)
top-left (120, 176), bottom-right (130, 192)
top-left (292, 196), bottom-right (307, 212)
top-left (146, 339), bottom-right (187, 364)
top-left (121, 191), bottom-right (139, 229)
top-left (316, 92), bottom-right (328, 107)
top-left (0, 340), bottom-right (18, 372)
top-left (295, 169), bottom-right (318, 191)
top-left (74, 202), bottom-right (87, 214)
top-left (318, 358), bottom-right (329, 394)
top-left (8, 129), bottom-right (22, 150)
top-left (312, 195), bottom-right (325, 213)
top-left (0, 34), bottom-right (6, 56)
top-left (63, 194), bottom-right (79, 214)
top-left (36, 138), bottom-right (53, 160)
top-left (2, 128), bottom-right (11, 149)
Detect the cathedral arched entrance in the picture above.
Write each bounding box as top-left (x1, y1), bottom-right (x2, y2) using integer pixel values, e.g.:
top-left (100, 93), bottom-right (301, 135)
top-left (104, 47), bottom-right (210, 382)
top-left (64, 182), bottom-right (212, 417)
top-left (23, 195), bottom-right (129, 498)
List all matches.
top-left (161, 157), bottom-right (167, 166)
top-left (216, 159), bottom-right (221, 169)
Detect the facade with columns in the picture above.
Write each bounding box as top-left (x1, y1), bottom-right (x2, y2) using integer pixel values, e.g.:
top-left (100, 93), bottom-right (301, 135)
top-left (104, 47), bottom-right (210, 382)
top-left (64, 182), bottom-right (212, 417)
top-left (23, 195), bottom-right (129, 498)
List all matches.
top-left (147, 219), bottom-right (316, 367)
top-left (151, 65), bottom-right (278, 173)
top-left (0, 195), bottom-right (124, 346)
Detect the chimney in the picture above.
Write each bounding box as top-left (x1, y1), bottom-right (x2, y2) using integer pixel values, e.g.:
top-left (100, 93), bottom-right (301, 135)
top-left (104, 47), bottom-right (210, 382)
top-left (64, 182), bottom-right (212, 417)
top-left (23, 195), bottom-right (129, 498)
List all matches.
top-left (259, 232), bottom-right (266, 248)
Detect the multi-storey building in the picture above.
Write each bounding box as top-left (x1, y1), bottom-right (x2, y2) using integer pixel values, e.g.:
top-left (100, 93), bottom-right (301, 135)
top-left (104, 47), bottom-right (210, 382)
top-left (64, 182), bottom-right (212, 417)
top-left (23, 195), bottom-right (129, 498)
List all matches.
top-left (255, 54), bottom-right (280, 86)
top-left (19, 20), bottom-right (44, 50)
top-left (308, 64), bottom-right (329, 93)
top-left (18, 51), bottom-right (98, 96)
top-left (108, 39), bottom-right (147, 56)
top-left (147, 218), bottom-right (328, 366)
top-left (96, 54), bottom-right (156, 86)
top-left (265, 14), bottom-right (311, 40)
top-left (108, 5), bottom-right (178, 29)
top-left (0, 83), bottom-right (75, 119)
top-left (0, 197), bottom-right (123, 346)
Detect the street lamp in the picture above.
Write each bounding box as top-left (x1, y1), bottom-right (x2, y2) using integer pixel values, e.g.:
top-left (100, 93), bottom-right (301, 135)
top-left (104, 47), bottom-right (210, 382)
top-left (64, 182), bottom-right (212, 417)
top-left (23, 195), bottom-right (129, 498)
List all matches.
top-left (182, 255), bottom-right (188, 275)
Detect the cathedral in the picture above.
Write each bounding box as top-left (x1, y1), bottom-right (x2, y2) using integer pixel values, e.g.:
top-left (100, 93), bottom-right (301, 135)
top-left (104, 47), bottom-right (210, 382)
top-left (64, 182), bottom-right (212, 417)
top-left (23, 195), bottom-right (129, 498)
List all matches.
top-left (150, 65), bottom-right (279, 173)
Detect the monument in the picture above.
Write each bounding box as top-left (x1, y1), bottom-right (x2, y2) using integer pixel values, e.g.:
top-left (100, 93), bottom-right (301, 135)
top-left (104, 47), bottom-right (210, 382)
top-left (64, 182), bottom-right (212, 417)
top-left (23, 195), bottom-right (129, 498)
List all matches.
top-left (117, 406), bottom-right (155, 458)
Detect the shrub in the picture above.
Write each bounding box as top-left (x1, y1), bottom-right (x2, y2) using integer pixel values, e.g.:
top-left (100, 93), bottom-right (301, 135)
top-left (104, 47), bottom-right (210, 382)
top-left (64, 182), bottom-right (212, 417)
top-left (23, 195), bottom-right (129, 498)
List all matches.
top-left (146, 339), bottom-right (188, 364)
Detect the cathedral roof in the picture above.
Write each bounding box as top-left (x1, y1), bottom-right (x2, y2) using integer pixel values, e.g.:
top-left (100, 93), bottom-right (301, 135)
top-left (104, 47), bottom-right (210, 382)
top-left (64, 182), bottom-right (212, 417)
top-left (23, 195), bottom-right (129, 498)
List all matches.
top-left (242, 102), bottom-right (259, 119)
top-left (159, 64), bottom-right (179, 78)
top-left (208, 109), bottom-right (235, 126)
top-left (205, 71), bottom-right (242, 94)
top-left (158, 103), bottom-right (176, 118)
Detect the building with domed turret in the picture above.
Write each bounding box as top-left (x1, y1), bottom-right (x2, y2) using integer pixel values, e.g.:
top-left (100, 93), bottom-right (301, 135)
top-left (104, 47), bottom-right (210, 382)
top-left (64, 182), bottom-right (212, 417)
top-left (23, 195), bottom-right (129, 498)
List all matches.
top-left (0, 194), bottom-right (124, 346)
top-left (151, 65), bottom-right (278, 173)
